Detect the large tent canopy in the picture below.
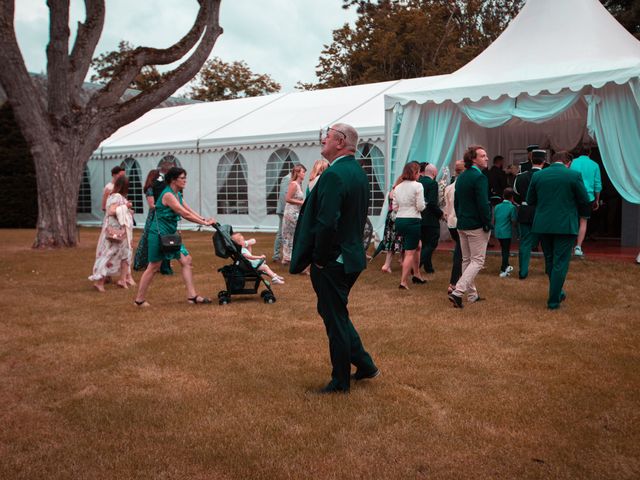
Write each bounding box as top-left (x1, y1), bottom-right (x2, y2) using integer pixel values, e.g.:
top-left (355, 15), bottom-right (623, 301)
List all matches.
top-left (384, 0), bottom-right (640, 203)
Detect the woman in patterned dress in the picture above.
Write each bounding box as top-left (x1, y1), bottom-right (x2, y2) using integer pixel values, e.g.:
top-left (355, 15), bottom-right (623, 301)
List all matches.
top-left (89, 175), bottom-right (134, 292)
top-left (281, 164), bottom-right (306, 264)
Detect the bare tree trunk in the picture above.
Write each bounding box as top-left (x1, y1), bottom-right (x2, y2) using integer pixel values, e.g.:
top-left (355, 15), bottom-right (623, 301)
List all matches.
top-left (0, 0), bottom-right (223, 248)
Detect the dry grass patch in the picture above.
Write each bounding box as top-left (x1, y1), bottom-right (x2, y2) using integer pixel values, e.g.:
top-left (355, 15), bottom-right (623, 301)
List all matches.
top-left (1, 228), bottom-right (639, 479)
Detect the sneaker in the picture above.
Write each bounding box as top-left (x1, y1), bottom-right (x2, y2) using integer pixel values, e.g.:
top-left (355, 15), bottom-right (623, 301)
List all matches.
top-left (506, 266), bottom-right (514, 274)
top-left (448, 292), bottom-right (463, 308)
top-left (499, 271), bottom-right (509, 278)
top-left (574, 246), bottom-right (584, 256)
top-left (271, 276), bottom-right (285, 285)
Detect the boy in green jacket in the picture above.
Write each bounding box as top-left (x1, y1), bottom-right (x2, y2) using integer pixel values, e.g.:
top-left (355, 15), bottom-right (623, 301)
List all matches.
top-left (493, 188), bottom-right (518, 277)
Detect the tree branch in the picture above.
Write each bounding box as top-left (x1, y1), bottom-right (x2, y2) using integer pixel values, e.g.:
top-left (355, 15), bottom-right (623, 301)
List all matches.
top-left (69, 0), bottom-right (105, 106)
top-left (92, 0), bottom-right (218, 109)
top-left (0, 1), bottom-right (51, 149)
top-left (106, 2), bottom-right (223, 131)
top-left (46, 0), bottom-right (72, 118)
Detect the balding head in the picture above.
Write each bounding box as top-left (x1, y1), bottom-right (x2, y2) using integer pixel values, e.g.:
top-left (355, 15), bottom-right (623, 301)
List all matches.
top-left (424, 164), bottom-right (438, 179)
top-left (332, 123), bottom-right (358, 150)
top-left (321, 123), bottom-right (359, 162)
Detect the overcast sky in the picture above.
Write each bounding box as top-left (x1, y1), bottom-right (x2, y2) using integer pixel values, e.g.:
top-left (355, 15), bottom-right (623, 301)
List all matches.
top-left (14, 0), bottom-right (358, 93)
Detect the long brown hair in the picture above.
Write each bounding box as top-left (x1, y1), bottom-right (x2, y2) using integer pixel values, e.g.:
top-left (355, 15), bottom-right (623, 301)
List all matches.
top-left (290, 164), bottom-right (306, 182)
top-left (143, 169), bottom-right (160, 191)
top-left (112, 175), bottom-right (129, 197)
top-left (401, 161), bottom-right (420, 182)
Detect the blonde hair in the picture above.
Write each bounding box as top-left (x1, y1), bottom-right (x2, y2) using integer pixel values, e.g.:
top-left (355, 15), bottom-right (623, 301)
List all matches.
top-left (309, 159), bottom-right (329, 182)
top-left (290, 164), bottom-right (306, 182)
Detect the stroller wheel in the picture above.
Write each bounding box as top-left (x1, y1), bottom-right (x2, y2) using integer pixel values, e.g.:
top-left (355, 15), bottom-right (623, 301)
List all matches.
top-left (264, 294), bottom-right (276, 304)
top-left (260, 289), bottom-right (270, 298)
top-left (218, 290), bottom-right (228, 299)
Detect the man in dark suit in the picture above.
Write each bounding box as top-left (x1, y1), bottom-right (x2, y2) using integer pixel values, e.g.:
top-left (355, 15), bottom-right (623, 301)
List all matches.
top-left (488, 155), bottom-right (508, 200)
top-left (418, 163), bottom-right (443, 274)
top-left (527, 151), bottom-right (590, 309)
top-left (152, 160), bottom-right (173, 201)
top-left (513, 149), bottom-right (546, 279)
top-left (290, 123), bottom-right (378, 394)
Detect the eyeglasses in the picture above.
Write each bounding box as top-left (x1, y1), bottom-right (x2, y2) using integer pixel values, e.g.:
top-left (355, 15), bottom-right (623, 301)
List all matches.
top-left (319, 127), bottom-right (346, 143)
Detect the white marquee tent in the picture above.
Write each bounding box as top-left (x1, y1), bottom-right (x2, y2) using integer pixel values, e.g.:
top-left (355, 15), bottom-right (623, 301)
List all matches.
top-left (384, 0), bottom-right (640, 244)
top-left (83, 76), bottom-right (445, 233)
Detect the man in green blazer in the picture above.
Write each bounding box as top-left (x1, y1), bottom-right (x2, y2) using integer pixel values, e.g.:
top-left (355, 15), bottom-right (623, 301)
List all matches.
top-left (527, 151), bottom-right (590, 309)
top-left (448, 145), bottom-right (492, 308)
top-left (290, 123), bottom-right (378, 394)
top-left (418, 163), bottom-right (443, 274)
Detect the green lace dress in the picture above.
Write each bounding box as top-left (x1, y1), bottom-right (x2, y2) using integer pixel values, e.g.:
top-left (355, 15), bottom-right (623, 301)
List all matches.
top-left (147, 186), bottom-right (189, 263)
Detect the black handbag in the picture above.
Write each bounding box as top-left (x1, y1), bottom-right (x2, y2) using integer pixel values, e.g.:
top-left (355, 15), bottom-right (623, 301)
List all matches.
top-left (155, 204), bottom-right (182, 253)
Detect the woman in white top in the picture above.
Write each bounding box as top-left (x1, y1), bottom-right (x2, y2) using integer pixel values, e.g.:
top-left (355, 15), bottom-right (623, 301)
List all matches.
top-left (392, 161), bottom-right (426, 289)
top-left (443, 160), bottom-right (465, 294)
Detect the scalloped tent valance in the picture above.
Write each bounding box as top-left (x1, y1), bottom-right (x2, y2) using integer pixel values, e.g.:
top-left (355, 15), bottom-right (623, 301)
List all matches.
top-left (384, 0), bottom-right (640, 108)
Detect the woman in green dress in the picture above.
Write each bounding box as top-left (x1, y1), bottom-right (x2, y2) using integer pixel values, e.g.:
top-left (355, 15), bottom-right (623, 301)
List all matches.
top-left (134, 167), bottom-right (216, 307)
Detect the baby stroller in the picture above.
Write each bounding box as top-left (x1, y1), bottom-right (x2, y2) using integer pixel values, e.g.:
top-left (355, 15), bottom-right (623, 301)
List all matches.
top-left (212, 223), bottom-right (276, 305)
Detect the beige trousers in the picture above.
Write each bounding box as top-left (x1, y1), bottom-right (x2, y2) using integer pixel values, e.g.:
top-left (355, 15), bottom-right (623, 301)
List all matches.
top-left (453, 228), bottom-right (490, 300)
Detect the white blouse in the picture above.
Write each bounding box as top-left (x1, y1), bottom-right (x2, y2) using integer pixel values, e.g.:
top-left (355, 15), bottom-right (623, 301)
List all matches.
top-left (392, 180), bottom-right (425, 219)
top-left (443, 180), bottom-right (457, 228)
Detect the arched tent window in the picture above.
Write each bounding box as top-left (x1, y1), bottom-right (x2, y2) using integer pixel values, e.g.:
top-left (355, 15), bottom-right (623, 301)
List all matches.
top-left (217, 151), bottom-right (249, 215)
top-left (356, 142), bottom-right (385, 216)
top-left (265, 148), bottom-right (298, 215)
top-left (120, 157), bottom-right (143, 214)
top-left (77, 165), bottom-right (92, 213)
top-left (157, 154), bottom-right (182, 169)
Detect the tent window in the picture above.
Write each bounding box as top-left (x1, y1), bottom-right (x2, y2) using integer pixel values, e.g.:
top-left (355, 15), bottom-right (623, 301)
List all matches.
top-left (120, 157), bottom-right (144, 214)
top-left (265, 148), bottom-right (299, 215)
top-left (217, 151), bottom-right (249, 215)
top-left (357, 143), bottom-right (385, 216)
top-left (77, 165), bottom-right (92, 213)
top-left (157, 155), bottom-right (182, 169)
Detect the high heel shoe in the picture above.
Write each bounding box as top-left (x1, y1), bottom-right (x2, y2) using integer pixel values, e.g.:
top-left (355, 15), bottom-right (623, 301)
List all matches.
top-left (398, 284), bottom-right (409, 290)
top-left (381, 266), bottom-right (392, 273)
top-left (116, 280), bottom-right (129, 289)
top-left (411, 276), bottom-right (426, 284)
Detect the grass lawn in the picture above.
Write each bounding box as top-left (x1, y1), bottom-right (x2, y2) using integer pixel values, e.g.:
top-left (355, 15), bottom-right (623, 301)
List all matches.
top-left (1, 227), bottom-right (639, 479)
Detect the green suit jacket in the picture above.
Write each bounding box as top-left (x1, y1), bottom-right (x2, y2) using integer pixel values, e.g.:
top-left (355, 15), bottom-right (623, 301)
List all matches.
top-left (527, 162), bottom-right (590, 235)
top-left (454, 166), bottom-right (492, 231)
top-left (290, 155), bottom-right (369, 274)
top-left (418, 176), bottom-right (442, 227)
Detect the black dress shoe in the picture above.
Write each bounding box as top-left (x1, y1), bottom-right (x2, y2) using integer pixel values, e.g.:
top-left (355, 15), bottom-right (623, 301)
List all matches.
top-left (411, 276), bottom-right (427, 284)
top-left (318, 383), bottom-right (348, 394)
top-left (448, 292), bottom-right (463, 308)
top-left (352, 368), bottom-right (380, 381)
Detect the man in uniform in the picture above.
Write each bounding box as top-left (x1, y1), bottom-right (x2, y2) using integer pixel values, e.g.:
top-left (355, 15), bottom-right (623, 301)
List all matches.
top-left (418, 163), bottom-right (443, 274)
top-left (290, 123), bottom-right (378, 394)
top-left (513, 149), bottom-right (546, 279)
top-left (518, 144), bottom-right (539, 173)
top-left (527, 151), bottom-right (590, 309)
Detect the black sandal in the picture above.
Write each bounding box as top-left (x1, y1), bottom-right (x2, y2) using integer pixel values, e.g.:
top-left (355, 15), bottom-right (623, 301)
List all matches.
top-left (188, 295), bottom-right (212, 304)
top-left (134, 299), bottom-right (150, 307)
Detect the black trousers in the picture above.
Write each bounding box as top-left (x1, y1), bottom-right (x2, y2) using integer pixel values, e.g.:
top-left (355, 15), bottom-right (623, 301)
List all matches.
top-left (499, 238), bottom-right (511, 272)
top-left (310, 262), bottom-right (376, 391)
top-left (448, 228), bottom-right (462, 286)
top-left (420, 225), bottom-right (440, 272)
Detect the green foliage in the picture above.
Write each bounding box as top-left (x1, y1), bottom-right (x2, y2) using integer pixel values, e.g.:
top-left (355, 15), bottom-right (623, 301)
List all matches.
top-left (602, 0), bottom-right (640, 38)
top-left (187, 57), bottom-right (281, 101)
top-left (90, 41), bottom-right (163, 91)
top-left (303, 0), bottom-right (524, 90)
top-left (0, 103), bottom-right (37, 228)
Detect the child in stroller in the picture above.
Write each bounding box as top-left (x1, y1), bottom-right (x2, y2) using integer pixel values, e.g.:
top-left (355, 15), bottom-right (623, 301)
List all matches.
top-left (211, 224), bottom-right (278, 305)
top-left (231, 233), bottom-right (285, 284)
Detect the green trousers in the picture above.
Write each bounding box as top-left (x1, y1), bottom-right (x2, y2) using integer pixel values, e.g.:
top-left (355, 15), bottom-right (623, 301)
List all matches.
top-left (539, 234), bottom-right (575, 309)
top-left (310, 262), bottom-right (376, 391)
top-left (518, 223), bottom-right (539, 279)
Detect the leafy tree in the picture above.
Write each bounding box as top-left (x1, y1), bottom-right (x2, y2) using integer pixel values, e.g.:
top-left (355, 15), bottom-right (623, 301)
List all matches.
top-left (602, 0), bottom-right (640, 38)
top-left (302, 0), bottom-right (524, 90)
top-left (187, 57), bottom-right (281, 101)
top-left (0, 1), bottom-right (223, 247)
top-left (90, 40), bottom-right (163, 91)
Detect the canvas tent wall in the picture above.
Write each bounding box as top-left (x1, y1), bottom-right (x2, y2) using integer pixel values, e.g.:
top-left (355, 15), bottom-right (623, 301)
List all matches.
top-left (384, 0), bottom-right (640, 245)
top-left (83, 75), bottom-right (445, 234)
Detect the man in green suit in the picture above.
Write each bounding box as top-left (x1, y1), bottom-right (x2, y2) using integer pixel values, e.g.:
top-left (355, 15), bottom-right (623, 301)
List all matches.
top-left (418, 163), bottom-right (443, 274)
top-left (527, 151), bottom-right (590, 309)
top-left (290, 123), bottom-right (378, 394)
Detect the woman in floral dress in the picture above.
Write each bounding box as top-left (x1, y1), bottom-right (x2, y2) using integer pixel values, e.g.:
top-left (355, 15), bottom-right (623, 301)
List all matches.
top-left (281, 164), bottom-right (306, 264)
